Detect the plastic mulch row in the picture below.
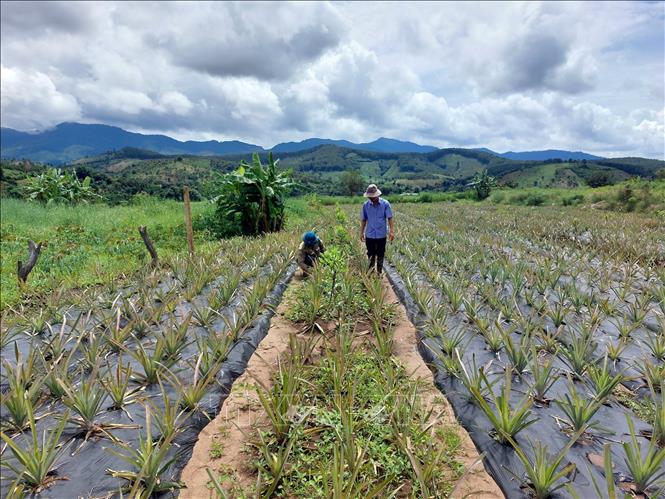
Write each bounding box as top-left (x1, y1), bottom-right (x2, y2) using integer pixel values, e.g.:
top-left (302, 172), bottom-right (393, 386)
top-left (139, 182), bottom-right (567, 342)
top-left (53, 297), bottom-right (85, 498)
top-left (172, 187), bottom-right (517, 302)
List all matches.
top-left (384, 263), bottom-right (656, 499)
top-left (0, 263), bottom-right (296, 499)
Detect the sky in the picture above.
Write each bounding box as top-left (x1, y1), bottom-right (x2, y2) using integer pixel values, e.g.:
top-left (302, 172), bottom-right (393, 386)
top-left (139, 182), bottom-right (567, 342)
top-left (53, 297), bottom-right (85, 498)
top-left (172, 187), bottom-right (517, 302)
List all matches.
top-left (1, 1), bottom-right (664, 158)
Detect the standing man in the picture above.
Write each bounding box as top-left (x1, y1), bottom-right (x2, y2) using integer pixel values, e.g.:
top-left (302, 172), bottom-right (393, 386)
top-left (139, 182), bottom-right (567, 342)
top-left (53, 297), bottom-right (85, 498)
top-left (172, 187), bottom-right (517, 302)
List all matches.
top-left (360, 184), bottom-right (394, 274)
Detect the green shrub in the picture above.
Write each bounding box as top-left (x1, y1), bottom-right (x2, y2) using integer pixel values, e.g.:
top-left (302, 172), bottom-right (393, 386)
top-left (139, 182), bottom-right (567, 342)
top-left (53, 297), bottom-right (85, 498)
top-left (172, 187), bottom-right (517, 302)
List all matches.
top-left (339, 169), bottom-right (365, 196)
top-left (210, 153), bottom-right (294, 238)
top-left (615, 183), bottom-right (633, 204)
top-left (525, 194), bottom-right (546, 206)
top-left (130, 192), bottom-right (161, 206)
top-left (467, 170), bottom-right (496, 200)
top-left (606, 180), bottom-right (662, 213)
top-left (491, 191), bottom-right (506, 203)
top-left (562, 194), bottom-right (584, 206)
top-left (586, 171), bottom-right (614, 187)
top-left (24, 168), bottom-right (101, 205)
top-left (508, 193), bottom-right (528, 204)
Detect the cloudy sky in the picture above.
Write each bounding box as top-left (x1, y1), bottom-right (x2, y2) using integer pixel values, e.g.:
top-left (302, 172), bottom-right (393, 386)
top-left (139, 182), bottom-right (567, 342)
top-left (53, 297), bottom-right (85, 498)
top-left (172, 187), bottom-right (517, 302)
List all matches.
top-left (1, 1), bottom-right (663, 158)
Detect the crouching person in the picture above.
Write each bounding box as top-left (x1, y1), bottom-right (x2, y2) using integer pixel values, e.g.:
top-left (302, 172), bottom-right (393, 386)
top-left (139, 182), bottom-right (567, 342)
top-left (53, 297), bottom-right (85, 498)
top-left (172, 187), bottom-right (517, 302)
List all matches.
top-left (297, 231), bottom-right (326, 275)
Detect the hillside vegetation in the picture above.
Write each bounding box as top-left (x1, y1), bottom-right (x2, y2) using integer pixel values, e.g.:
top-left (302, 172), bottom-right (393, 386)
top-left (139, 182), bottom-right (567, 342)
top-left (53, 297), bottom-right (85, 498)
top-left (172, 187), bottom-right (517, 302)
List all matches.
top-left (3, 145), bottom-right (662, 203)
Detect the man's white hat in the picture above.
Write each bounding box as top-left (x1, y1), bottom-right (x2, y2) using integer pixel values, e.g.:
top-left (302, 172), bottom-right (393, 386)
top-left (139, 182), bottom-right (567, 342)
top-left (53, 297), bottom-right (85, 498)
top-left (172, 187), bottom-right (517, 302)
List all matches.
top-left (363, 184), bottom-right (381, 198)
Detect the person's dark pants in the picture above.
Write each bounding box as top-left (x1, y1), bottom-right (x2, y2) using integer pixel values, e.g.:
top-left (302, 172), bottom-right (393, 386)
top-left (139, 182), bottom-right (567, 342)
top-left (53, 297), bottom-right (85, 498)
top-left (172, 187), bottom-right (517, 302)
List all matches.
top-left (365, 237), bottom-right (387, 274)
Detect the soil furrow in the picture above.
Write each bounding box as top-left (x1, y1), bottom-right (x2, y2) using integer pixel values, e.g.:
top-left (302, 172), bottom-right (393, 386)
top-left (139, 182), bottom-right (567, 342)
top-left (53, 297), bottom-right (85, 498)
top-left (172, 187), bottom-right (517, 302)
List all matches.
top-left (385, 278), bottom-right (503, 499)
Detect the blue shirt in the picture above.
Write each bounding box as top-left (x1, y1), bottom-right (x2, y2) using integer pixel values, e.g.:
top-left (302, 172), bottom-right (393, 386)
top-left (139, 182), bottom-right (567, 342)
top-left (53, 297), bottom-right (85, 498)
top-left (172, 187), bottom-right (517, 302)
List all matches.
top-left (361, 198), bottom-right (393, 239)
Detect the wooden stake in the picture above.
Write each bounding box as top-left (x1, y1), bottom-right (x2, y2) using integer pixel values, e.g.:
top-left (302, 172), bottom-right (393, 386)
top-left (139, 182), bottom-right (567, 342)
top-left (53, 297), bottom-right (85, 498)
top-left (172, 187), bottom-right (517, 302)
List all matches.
top-left (17, 240), bottom-right (42, 285)
top-left (183, 186), bottom-right (195, 256)
top-left (138, 226), bottom-right (159, 267)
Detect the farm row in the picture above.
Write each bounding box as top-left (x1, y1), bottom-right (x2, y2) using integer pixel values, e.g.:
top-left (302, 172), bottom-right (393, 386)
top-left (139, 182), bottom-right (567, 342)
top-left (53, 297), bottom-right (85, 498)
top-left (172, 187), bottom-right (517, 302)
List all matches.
top-left (199, 232), bottom-right (478, 497)
top-left (386, 204), bottom-right (664, 497)
top-left (0, 219), bottom-right (313, 497)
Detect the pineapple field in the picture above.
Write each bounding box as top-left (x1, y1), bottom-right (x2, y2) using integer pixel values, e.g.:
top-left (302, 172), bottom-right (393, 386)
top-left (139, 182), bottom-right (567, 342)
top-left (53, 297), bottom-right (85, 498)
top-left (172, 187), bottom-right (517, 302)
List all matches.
top-left (1, 201), bottom-right (664, 498)
top-left (387, 204), bottom-right (664, 497)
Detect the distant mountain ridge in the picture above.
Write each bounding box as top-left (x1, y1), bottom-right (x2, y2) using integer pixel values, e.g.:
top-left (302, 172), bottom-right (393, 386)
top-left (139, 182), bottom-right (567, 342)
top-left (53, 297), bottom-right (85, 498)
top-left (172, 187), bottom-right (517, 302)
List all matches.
top-left (3, 139), bottom-right (662, 203)
top-left (475, 148), bottom-right (603, 161)
top-left (0, 123), bottom-right (263, 164)
top-left (272, 137), bottom-right (437, 154)
top-left (1, 122), bottom-right (612, 164)
top-left (0, 123), bottom-right (438, 163)
top-left (500, 149), bottom-right (604, 161)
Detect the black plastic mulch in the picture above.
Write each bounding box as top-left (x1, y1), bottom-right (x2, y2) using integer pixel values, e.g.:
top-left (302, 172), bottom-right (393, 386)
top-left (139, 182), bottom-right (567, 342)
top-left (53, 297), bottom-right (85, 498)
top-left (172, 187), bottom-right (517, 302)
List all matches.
top-left (0, 263), bottom-right (296, 499)
top-left (385, 263), bottom-right (658, 499)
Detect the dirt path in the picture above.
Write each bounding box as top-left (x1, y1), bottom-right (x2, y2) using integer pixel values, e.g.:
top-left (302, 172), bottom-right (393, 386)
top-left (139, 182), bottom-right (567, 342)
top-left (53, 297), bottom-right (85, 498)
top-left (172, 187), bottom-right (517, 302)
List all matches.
top-left (384, 278), bottom-right (504, 499)
top-left (180, 277), bottom-right (503, 498)
top-left (179, 298), bottom-right (295, 498)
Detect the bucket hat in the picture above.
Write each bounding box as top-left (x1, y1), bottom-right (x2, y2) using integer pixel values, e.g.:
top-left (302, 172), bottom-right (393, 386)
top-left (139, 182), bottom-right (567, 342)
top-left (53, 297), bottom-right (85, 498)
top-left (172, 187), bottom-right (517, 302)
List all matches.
top-left (363, 184), bottom-right (382, 198)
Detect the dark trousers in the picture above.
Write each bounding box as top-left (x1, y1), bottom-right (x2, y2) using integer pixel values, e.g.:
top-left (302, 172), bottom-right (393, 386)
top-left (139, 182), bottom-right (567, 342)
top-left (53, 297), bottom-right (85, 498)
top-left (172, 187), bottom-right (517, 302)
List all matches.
top-left (365, 237), bottom-right (387, 273)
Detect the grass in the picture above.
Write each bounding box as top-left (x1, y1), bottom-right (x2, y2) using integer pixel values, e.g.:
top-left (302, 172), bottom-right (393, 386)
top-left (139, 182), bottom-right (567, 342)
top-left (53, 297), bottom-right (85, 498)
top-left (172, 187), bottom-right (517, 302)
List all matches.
top-left (209, 441), bottom-right (224, 460)
top-left (613, 387), bottom-right (657, 424)
top-left (239, 236), bottom-right (465, 497)
top-left (306, 178), bottom-right (665, 215)
top-left (253, 347), bottom-right (463, 497)
top-left (489, 178), bottom-right (665, 214)
top-left (0, 197), bottom-right (212, 309)
top-left (311, 190), bottom-right (474, 206)
top-left (1, 196), bottom-right (312, 310)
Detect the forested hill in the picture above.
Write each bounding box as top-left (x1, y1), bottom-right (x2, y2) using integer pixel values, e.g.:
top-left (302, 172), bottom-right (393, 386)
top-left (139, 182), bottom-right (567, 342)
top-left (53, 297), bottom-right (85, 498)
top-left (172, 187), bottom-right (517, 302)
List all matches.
top-left (2, 144), bottom-right (661, 203)
top-left (264, 145), bottom-right (663, 193)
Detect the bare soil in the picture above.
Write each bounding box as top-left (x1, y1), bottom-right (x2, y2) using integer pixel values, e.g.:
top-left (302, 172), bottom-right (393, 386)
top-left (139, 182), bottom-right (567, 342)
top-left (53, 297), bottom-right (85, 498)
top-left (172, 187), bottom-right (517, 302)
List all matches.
top-left (384, 277), bottom-right (504, 499)
top-left (179, 298), bottom-right (295, 498)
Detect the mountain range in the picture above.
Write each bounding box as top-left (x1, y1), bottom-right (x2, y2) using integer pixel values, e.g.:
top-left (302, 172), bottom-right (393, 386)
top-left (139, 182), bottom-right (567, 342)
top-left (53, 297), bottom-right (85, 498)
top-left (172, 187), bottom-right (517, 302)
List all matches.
top-left (474, 147), bottom-right (602, 161)
top-left (2, 122), bottom-right (606, 164)
top-left (271, 137), bottom-right (438, 154)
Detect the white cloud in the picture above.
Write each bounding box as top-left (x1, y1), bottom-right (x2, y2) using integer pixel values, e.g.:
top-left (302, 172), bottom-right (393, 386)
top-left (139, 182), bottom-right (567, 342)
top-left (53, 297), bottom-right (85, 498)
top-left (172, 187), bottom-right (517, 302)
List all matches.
top-left (159, 91), bottom-right (193, 116)
top-left (0, 65), bottom-right (81, 129)
top-left (142, 1), bottom-right (344, 81)
top-left (0, 1), bottom-right (663, 158)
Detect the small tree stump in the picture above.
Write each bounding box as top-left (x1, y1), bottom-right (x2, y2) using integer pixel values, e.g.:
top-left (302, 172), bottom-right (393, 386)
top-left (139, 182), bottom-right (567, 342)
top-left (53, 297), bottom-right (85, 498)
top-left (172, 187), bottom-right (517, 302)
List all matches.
top-left (17, 240), bottom-right (42, 285)
top-left (138, 226), bottom-right (158, 267)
